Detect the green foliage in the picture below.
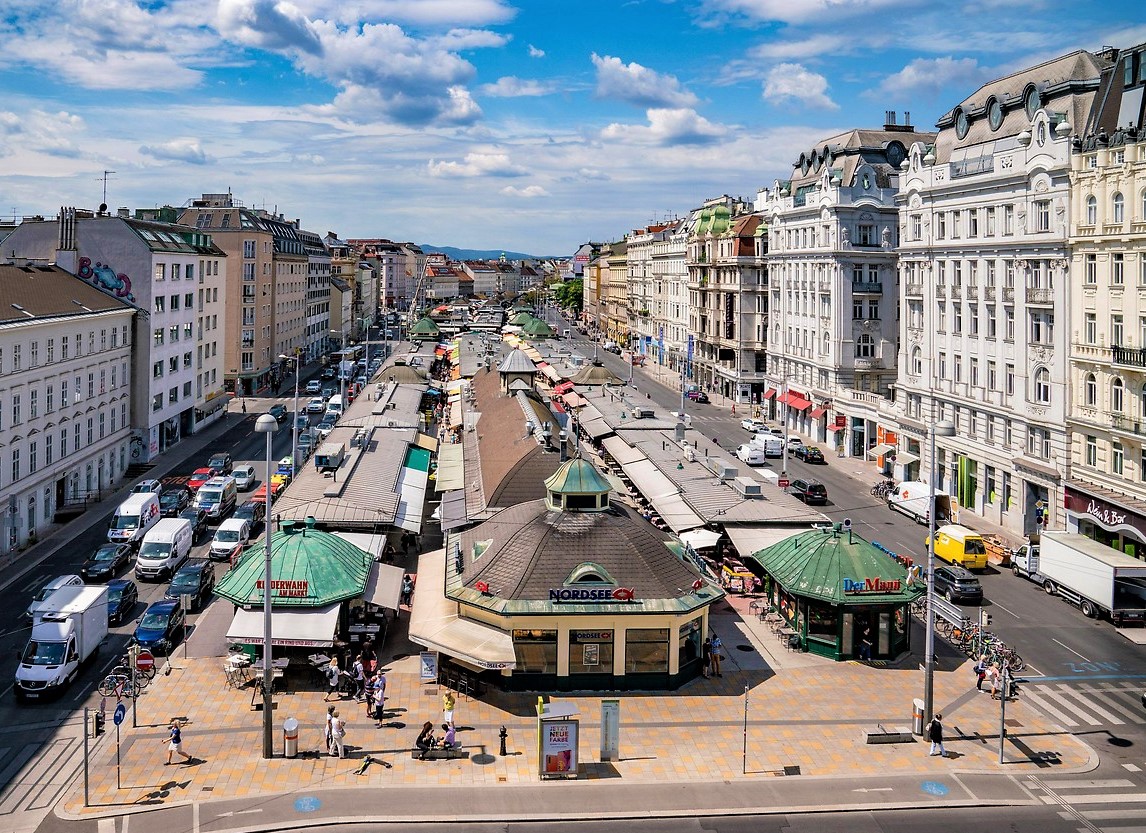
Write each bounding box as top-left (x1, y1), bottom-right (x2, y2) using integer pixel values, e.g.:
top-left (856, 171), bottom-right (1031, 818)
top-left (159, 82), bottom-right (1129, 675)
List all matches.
top-left (553, 278), bottom-right (584, 313)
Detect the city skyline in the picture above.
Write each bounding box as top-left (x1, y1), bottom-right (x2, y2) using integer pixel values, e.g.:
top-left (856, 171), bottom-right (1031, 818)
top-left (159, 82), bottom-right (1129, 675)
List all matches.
top-left (2, 0), bottom-right (1143, 255)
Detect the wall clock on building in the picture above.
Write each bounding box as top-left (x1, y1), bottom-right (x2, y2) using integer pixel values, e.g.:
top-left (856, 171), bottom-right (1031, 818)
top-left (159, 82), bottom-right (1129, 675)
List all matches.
top-left (1024, 86), bottom-right (1041, 120)
top-left (987, 98), bottom-right (1004, 131)
top-left (955, 108), bottom-right (970, 139)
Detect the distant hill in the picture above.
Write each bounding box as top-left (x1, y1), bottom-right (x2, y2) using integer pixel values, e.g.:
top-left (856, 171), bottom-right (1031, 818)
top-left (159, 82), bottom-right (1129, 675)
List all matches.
top-left (416, 243), bottom-right (559, 261)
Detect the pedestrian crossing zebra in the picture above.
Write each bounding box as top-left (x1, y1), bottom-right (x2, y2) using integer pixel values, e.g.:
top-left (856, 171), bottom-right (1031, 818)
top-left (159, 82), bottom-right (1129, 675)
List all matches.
top-left (1022, 680), bottom-right (1145, 728)
top-left (1032, 776), bottom-right (1146, 833)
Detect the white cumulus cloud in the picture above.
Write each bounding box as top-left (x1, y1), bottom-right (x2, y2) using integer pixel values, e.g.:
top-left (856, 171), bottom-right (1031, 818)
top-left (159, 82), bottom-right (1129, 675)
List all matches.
top-left (600, 108), bottom-right (726, 146)
top-left (500, 184), bottom-right (549, 197)
top-left (0, 109), bottom-right (85, 157)
top-left (216, 0), bottom-right (322, 54)
top-left (139, 138), bottom-right (210, 164)
top-left (763, 63), bottom-right (839, 110)
top-left (479, 76), bottom-right (554, 97)
top-left (591, 54), bottom-right (699, 108)
top-left (528, 44), bottom-right (545, 58)
top-left (427, 151), bottom-right (528, 177)
top-left (869, 56), bottom-right (991, 101)
top-left (697, 0), bottom-right (912, 25)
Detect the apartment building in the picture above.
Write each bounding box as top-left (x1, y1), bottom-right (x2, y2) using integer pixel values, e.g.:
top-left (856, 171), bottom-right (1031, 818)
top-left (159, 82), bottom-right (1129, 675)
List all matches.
top-left (602, 241), bottom-right (629, 346)
top-left (650, 218), bottom-right (691, 373)
top-left (626, 224), bottom-right (666, 363)
top-left (764, 116), bottom-right (929, 452)
top-left (0, 263), bottom-right (135, 551)
top-left (896, 51), bottom-right (1109, 536)
top-left (296, 227), bottom-right (331, 363)
top-left (4, 207), bottom-right (227, 458)
top-left (1066, 43), bottom-right (1146, 554)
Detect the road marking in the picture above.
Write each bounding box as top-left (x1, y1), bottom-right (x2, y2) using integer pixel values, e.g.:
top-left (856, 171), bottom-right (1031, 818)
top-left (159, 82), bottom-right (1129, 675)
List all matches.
top-left (1054, 639), bottom-right (1091, 662)
top-left (1089, 684), bottom-right (1146, 723)
top-left (1024, 686), bottom-right (1080, 726)
top-left (1043, 780), bottom-right (1137, 789)
top-left (218, 809), bottom-right (264, 817)
top-left (1041, 794), bottom-right (1146, 805)
top-left (1054, 684), bottom-right (1126, 725)
top-left (192, 800), bottom-right (199, 833)
top-left (1082, 809), bottom-right (1146, 819)
top-left (97, 819), bottom-right (116, 833)
top-left (851, 787), bottom-right (892, 792)
top-left (989, 599), bottom-right (1021, 619)
top-left (1125, 764), bottom-right (1143, 772)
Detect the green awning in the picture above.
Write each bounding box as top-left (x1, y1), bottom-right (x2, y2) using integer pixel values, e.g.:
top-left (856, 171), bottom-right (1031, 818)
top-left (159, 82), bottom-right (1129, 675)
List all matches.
top-left (215, 520), bottom-right (372, 607)
top-left (747, 528), bottom-right (922, 605)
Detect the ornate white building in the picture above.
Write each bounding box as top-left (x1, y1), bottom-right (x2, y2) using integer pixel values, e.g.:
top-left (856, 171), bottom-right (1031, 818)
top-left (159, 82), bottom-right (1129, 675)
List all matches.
top-left (896, 50), bottom-right (1110, 536)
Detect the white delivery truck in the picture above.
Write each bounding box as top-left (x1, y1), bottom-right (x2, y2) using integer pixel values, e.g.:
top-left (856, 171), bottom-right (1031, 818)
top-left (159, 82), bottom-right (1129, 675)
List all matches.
top-left (15, 585), bottom-right (108, 701)
top-left (887, 481), bottom-right (954, 525)
top-left (107, 492), bottom-right (162, 545)
top-left (1011, 531), bottom-right (1146, 624)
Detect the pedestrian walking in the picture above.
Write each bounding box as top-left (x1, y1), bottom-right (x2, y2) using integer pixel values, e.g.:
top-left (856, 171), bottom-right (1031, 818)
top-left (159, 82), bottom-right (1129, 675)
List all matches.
top-left (974, 655), bottom-right (988, 691)
top-left (352, 655), bottom-right (366, 701)
top-left (443, 690), bottom-right (456, 730)
top-left (363, 672), bottom-right (376, 716)
top-left (324, 657), bottom-right (341, 701)
top-left (324, 704), bottom-right (336, 753)
top-left (329, 709), bottom-right (346, 758)
top-left (164, 719), bottom-right (193, 765)
top-left (988, 663), bottom-right (1002, 699)
top-left (701, 638), bottom-right (713, 678)
top-left (926, 712), bottom-right (947, 757)
top-left (373, 671), bottom-right (388, 725)
top-left (401, 574), bottom-right (415, 607)
top-left (710, 634), bottom-right (723, 677)
top-left (859, 627), bottom-right (873, 662)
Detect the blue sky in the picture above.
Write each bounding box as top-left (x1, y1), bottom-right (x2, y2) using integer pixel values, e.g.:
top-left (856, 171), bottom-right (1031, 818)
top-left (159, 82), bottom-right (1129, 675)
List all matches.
top-left (1, 0), bottom-right (1143, 256)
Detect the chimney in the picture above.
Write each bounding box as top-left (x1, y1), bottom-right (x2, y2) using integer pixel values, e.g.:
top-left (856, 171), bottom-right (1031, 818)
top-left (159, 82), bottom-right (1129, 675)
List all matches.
top-left (56, 207), bottom-right (78, 274)
top-left (884, 110), bottom-right (898, 129)
top-left (904, 111), bottom-right (911, 127)
top-left (117, 207), bottom-right (130, 218)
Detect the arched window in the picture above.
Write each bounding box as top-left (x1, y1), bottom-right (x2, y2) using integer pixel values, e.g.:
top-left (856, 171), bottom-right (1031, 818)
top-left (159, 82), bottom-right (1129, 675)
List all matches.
top-left (1034, 367), bottom-right (1051, 403)
top-left (1113, 192), bottom-right (1125, 223)
top-left (1086, 195), bottom-right (1097, 225)
top-left (1085, 372), bottom-right (1097, 406)
top-left (856, 333), bottom-right (875, 358)
top-left (822, 331), bottom-right (830, 354)
top-left (1141, 189), bottom-right (1146, 221)
top-left (911, 346), bottom-right (922, 374)
top-left (1113, 376), bottom-right (1125, 412)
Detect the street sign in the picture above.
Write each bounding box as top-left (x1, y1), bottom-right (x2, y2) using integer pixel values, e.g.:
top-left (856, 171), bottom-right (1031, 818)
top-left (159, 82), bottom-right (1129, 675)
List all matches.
top-left (113, 704), bottom-right (126, 726)
top-left (136, 649), bottom-right (155, 673)
top-left (778, 478), bottom-right (790, 488)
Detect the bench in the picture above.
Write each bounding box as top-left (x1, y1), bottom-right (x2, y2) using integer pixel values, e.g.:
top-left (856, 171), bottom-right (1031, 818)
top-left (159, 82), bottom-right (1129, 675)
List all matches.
top-left (862, 725), bottom-right (915, 744)
top-left (411, 745), bottom-right (469, 761)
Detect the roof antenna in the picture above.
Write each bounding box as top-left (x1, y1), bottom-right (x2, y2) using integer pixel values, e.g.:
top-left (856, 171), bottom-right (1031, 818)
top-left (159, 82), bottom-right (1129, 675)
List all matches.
top-left (96, 170), bottom-right (116, 211)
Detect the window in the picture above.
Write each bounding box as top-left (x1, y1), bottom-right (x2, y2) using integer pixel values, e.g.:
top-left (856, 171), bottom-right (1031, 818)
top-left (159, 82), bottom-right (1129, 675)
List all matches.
top-left (1113, 377), bottom-right (1126, 412)
top-left (1028, 427), bottom-right (1051, 459)
top-left (11, 448), bottom-right (19, 483)
top-left (1114, 192), bottom-right (1125, 223)
top-left (1034, 367), bottom-right (1050, 403)
top-left (170, 294), bottom-right (180, 310)
top-left (29, 389), bottom-right (37, 419)
top-left (1085, 372), bottom-right (1097, 405)
top-left (857, 224), bottom-right (875, 245)
top-left (951, 210), bottom-right (961, 238)
top-left (1035, 200), bottom-right (1050, 232)
top-left (1005, 308), bottom-right (1015, 341)
top-left (987, 305), bottom-right (997, 338)
top-left (969, 210), bottom-right (978, 237)
top-left (971, 357), bottom-right (979, 387)
top-left (986, 207), bottom-right (996, 236)
top-left (1114, 441), bottom-right (1125, 475)
top-left (168, 387), bottom-right (178, 404)
top-left (1113, 314), bottom-right (1125, 346)
top-left (46, 338), bottom-right (53, 363)
top-left (938, 352), bottom-right (947, 380)
top-left (569, 630), bottom-right (614, 674)
top-left (1086, 254), bottom-right (1097, 284)
top-left (154, 328), bottom-right (164, 346)
top-left (153, 361), bottom-right (164, 379)
top-left (911, 215), bottom-right (922, 240)
top-left (1030, 312), bottom-right (1053, 345)
top-left (152, 393), bottom-right (163, 412)
top-left (1085, 435), bottom-right (1097, 466)
top-left (955, 355), bottom-right (963, 382)
top-left (625, 628), bottom-right (669, 673)
top-left (12, 394), bottom-right (21, 425)
top-left (1005, 363), bottom-right (1015, 396)
top-left (154, 296), bottom-right (165, 313)
top-left (953, 305), bottom-right (963, 334)
top-left (1086, 196), bottom-right (1097, 224)
top-left (172, 263), bottom-right (181, 280)
top-left (12, 344), bottom-right (21, 372)
top-left (911, 346), bottom-right (922, 374)
top-left (46, 385), bottom-right (53, 413)
top-left (1114, 254), bottom-right (1125, 285)
top-left (1003, 204), bottom-right (1014, 235)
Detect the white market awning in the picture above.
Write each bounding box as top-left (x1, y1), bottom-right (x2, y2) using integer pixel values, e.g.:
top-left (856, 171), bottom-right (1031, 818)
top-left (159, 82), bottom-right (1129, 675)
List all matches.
top-left (363, 562), bottom-right (405, 611)
top-left (408, 548), bottom-right (516, 670)
top-left (601, 435), bottom-right (646, 466)
top-left (435, 443), bottom-right (465, 492)
top-left (394, 462), bottom-right (430, 533)
top-left (226, 604), bottom-right (339, 648)
top-left (724, 526), bottom-right (804, 560)
top-left (895, 451), bottom-right (920, 466)
top-left (868, 443), bottom-right (895, 458)
top-left (679, 528), bottom-right (722, 551)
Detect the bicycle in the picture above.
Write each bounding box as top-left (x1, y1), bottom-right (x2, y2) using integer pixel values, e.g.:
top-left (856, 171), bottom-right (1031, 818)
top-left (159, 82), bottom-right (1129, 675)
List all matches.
top-left (97, 672), bottom-right (140, 699)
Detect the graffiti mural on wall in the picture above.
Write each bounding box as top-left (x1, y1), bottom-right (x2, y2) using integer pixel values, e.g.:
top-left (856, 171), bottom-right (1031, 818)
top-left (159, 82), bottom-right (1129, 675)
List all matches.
top-left (77, 257), bottom-right (135, 303)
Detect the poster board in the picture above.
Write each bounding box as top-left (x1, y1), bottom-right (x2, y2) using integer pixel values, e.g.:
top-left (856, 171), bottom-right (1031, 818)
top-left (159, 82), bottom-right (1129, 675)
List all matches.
top-left (419, 651), bottom-right (438, 684)
top-left (539, 718), bottom-right (579, 778)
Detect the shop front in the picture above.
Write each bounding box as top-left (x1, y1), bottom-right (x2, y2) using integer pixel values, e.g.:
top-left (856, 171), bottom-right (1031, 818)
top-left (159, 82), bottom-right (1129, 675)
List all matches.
top-left (1065, 483), bottom-right (1146, 560)
top-left (747, 525), bottom-right (921, 661)
top-left (409, 458), bottom-right (722, 692)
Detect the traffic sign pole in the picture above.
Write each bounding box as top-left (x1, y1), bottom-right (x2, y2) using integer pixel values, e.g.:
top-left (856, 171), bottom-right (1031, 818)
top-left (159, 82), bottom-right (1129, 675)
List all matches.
top-left (113, 702), bottom-right (126, 790)
top-left (83, 707), bottom-right (89, 807)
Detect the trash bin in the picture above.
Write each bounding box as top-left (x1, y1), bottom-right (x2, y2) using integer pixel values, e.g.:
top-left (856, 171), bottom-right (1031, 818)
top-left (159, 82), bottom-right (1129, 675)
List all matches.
top-left (283, 717), bottom-right (299, 758)
top-left (911, 699), bottom-right (925, 736)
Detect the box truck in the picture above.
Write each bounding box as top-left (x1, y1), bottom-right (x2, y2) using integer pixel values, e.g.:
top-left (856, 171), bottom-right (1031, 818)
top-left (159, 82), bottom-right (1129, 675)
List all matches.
top-left (15, 585), bottom-right (108, 701)
top-left (887, 481), bottom-right (954, 525)
top-left (1011, 531), bottom-right (1146, 624)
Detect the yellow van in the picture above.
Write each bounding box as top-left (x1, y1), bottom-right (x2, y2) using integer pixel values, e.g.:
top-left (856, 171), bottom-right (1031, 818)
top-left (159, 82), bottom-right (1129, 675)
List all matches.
top-left (925, 524), bottom-right (988, 571)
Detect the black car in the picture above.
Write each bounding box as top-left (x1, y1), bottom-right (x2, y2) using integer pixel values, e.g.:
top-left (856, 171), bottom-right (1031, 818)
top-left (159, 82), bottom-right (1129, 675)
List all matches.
top-left (269, 404), bottom-right (288, 423)
top-left (106, 578), bottom-right (139, 626)
top-left (82, 543), bottom-right (133, 581)
top-left (207, 452), bottom-right (233, 474)
top-left (159, 488), bottom-right (191, 518)
top-left (179, 506), bottom-right (210, 544)
top-left (233, 499), bottom-right (267, 530)
top-left (789, 478), bottom-right (828, 504)
top-left (795, 446), bottom-right (826, 464)
top-left (132, 598), bottom-right (186, 654)
top-left (165, 561), bottom-right (216, 612)
top-left (320, 367), bottom-right (336, 380)
top-left (931, 565), bottom-right (983, 604)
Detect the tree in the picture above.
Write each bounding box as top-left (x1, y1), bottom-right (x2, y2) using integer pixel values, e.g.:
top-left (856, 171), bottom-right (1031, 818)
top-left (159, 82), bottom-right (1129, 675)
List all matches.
top-left (553, 278), bottom-right (583, 314)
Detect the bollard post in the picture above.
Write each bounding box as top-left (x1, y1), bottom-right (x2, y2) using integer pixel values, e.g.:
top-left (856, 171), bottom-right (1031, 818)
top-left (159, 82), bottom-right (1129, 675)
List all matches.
top-left (499, 725), bottom-right (508, 756)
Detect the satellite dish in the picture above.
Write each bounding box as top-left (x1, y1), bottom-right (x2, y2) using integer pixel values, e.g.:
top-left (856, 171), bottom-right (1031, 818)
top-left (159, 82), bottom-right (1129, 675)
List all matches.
top-left (842, 518), bottom-right (852, 530)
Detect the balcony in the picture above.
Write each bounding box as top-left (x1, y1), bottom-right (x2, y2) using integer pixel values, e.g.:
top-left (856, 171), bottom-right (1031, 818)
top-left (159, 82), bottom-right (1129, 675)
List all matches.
top-left (1112, 345), bottom-right (1146, 368)
top-left (905, 282), bottom-right (923, 297)
top-left (935, 284), bottom-right (947, 299)
top-left (950, 155), bottom-right (995, 179)
top-left (1112, 414), bottom-right (1146, 437)
top-left (984, 286), bottom-right (996, 301)
top-left (965, 284), bottom-right (979, 300)
top-left (852, 281), bottom-right (883, 294)
top-left (1002, 287), bottom-right (1015, 302)
top-left (1026, 287), bottom-right (1054, 305)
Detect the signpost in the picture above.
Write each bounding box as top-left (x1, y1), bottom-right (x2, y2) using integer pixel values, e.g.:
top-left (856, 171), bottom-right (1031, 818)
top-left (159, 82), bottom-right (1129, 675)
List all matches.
top-left (114, 702), bottom-right (126, 789)
top-left (136, 649), bottom-right (155, 675)
top-left (778, 478), bottom-right (790, 489)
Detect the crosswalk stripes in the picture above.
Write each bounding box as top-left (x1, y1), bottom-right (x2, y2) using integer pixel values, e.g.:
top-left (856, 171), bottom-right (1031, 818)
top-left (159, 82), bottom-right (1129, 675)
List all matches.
top-left (1032, 776), bottom-right (1146, 832)
top-left (1022, 680), bottom-right (1146, 728)
top-left (0, 733), bottom-right (85, 818)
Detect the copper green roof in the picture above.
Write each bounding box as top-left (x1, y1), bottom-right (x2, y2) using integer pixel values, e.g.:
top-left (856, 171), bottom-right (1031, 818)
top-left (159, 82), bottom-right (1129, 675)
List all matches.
top-left (215, 521), bottom-right (372, 607)
top-left (510, 311), bottom-right (535, 326)
top-left (545, 458), bottom-right (611, 495)
top-left (522, 317), bottom-right (554, 337)
top-left (409, 316), bottom-right (441, 337)
top-left (746, 528), bottom-right (922, 605)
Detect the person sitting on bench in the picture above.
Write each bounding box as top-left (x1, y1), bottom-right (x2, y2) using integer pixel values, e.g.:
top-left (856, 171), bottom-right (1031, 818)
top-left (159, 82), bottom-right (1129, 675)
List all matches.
top-left (415, 721), bottom-right (436, 760)
top-left (440, 723), bottom-right (457, 752)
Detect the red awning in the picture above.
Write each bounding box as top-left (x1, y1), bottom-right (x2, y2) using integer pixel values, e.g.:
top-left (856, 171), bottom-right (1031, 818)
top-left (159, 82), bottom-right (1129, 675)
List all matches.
top-left (789, 396), bottom-right (812, 412)
top-left (554, 381), bottom-right (575, 395)
top-left (810, 407), bottom-right (828, 419)
top-left (763, 388), bottom-right (777, 400)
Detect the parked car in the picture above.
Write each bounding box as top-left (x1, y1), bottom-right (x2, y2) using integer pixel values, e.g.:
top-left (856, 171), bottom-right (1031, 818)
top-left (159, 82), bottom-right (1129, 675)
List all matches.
top-left (179, 507), bottom-right (210, 544)
top-left (165, 561), bottom-right (216, 611)
top-left (131, 479), bottom-right (163, 495)
top-left (131, 598), bottom-right (186, 654)
top-left (233, 499), bottom-right (267, 530)
top-left (789, 478), bottom-right (828, 504)
top-left (306, 396), bottom-right (327, 414)
top-left (931, 565), bottom-right (984, 604)
top-left (786, 436), bottom-right (806, 453)
top-left (187, 467), bottom-right (217, 492)
top-left (795, 445), bottom-right (825, 464)
top-left (298, 433), bottom-right (315, 455)
top-left (232, 464), bottom-right (257, 490)
top-left (159, 488), bottom-right (191, 518)
top-left (106, 578), bottom-right (139, 626)
top-left (207, 452), bottom-right (233, 474)
top-left (268, 404), bottom-right (288, 422)
top-left (81, 543), bottom-right (133, 582)
top-left (741, 418), bottom-right (767, 432)
top-left (736, 444), bottom-right (767, 466)
top-left (305, 380), bottom-right (322, 394)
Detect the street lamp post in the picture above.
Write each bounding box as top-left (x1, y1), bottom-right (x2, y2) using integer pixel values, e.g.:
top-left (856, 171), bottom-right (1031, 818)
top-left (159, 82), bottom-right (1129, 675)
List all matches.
top-left (923, 419), bottom-right (956, 725)
top-left (253, 413), bottom-right (279, 759)
top-left (279, 355), bottom-right (299, 478)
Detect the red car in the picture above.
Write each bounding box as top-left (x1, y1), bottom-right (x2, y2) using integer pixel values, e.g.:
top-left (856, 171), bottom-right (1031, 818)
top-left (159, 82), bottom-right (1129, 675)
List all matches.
top-left (187, 467), bottom-right (218, 492)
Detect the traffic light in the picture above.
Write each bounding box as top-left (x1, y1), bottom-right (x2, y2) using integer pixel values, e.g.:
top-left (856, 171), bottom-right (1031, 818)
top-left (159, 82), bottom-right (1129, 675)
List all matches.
top-left (980, 610), bottom-right (993, 628)
top-left (93, 710), bottom-right (105, 737)
top-left (1035, 506), bottom-right (1045, 526)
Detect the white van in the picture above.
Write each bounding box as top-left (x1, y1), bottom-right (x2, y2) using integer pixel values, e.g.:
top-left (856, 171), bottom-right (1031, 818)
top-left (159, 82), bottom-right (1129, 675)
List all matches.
top-left (325, 395), bottom-right (344, 420)
top-left (26, 574), bottom-right (84, 618)
top-left (210, 518), bottom-right (251, 561)
top-left (195, 476), bottom-right (238, 520)
top-left (751, 433), bottom-right (784, 458)
top-left (107, 492), bottom-right (162, 545)
top-left (135, 518), bottom-right (194, 580)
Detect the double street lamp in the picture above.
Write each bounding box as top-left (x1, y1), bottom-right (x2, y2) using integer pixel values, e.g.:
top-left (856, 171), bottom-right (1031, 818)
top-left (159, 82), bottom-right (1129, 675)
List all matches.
top-left (279, 354), bottom-right (299, 478)
top-left (923, 419), bottom-right (957, 725)
top-left (252, 413), bottom-right (280, 759)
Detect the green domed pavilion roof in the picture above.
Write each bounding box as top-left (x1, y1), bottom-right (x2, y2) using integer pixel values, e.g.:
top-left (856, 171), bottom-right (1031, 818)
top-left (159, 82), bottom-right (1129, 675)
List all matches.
top-left (522, 317), bottom-right (554, 337)
top-left (409, 316), bottom-right (441, 337)
top-left (510, 311), bottom-right (536, 326)
top-left (544, 458), bottom-right (611, 496)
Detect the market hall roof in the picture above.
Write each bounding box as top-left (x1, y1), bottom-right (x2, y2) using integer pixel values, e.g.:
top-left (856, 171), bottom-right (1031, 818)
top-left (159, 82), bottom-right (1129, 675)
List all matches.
top-left (567, 362), bottom-right (622, 386)
top-left (498, 348), bottom-right (537, 374)
top-left (215, 520), bottom-right (372, 607)
top-left (746, 527), bottom-right (923, 606)
top-left (409, 316), bottom-right (441, 337)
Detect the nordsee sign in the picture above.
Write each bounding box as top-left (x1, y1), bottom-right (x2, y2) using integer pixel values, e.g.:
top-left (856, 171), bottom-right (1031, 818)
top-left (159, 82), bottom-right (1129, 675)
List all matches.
top-left (842, 577), bottom-right (901, 594)
top-left (549, 587), bottom-right (636, 602)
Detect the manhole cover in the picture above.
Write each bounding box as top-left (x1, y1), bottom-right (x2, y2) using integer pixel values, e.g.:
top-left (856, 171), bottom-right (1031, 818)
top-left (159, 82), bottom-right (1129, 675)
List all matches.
top-left (736, 644), bottom-right (754, 652)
